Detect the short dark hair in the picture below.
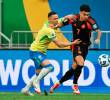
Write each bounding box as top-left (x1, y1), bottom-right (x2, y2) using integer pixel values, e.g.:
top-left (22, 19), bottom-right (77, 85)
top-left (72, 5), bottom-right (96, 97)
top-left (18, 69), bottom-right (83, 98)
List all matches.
top-left (48, 11), bottom-right (57, 18)
top-left (80, 4), bottom-right (91, 12)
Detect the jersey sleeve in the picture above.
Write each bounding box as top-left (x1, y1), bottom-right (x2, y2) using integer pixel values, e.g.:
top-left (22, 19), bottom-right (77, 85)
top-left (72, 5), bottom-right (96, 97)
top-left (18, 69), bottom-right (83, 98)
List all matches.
top-left (88, 17), bottom-right (99, 31)
top-left (61, 14), bottom-right (78, 26)
top-left (57, 17), bottom-right (70, 26)
top-left (60, 15), bottom-right (73, 26)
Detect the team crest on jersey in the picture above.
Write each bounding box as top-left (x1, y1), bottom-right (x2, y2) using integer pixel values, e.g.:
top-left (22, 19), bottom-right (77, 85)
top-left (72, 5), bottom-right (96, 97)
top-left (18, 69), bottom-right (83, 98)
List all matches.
top-left (51, 32), bottom-right (56, 39)
top-left (81, 24), bottom-right (86, 29)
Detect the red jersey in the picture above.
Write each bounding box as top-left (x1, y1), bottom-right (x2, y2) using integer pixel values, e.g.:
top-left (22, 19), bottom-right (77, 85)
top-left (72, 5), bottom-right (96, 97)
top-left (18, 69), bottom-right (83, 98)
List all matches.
top-left (62, 14), bottom-right (99, 45)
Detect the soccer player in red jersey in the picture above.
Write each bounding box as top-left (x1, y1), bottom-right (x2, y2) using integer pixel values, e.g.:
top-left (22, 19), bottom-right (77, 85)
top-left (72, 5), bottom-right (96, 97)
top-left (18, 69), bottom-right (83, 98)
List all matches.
top-left (50, 4), bottom-right (102, 95)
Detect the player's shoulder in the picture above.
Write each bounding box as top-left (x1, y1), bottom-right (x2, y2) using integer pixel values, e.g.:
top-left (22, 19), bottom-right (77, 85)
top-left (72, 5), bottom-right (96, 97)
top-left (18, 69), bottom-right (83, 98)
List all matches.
top-left (87, 16), bottom-right (96, 24)
top-left (71, 14), bottom-right (80, 20)
top-left (74, 14), bottom-right (80, 18)
top-left (44, 26), bottom-right (55, 34)
top-left (44, 26), bottom-right (56, 39)
top-left (43, 21), bottom-right (56, 33)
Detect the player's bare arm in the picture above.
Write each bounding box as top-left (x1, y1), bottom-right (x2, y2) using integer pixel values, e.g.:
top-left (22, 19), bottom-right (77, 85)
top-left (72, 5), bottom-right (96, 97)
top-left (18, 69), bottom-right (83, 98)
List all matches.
top-left (53, 38), bottom-right (81, 48)
top-left (95, 29), bottom-right (102, 44)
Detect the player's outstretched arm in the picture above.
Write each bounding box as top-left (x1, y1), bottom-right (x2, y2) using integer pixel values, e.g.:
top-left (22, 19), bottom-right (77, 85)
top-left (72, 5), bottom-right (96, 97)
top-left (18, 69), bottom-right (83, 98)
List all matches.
top-left (54, 14), bottom-right (75, 29)
top-left (64, 14), bottom-right (76, 20)
top-left (53, 38), bottom-right (81, 48)
top-left (94, 29), bottom-right (102, 44)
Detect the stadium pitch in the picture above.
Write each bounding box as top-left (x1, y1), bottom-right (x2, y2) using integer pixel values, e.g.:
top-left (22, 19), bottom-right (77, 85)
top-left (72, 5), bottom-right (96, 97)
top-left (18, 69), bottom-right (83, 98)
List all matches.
top-left (0, 92), bottom-right (110, 100)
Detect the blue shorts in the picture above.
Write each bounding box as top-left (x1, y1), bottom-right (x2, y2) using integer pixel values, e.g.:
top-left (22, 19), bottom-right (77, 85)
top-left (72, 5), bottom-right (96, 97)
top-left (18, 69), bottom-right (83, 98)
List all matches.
top-left (29, 50), bottom-right (47, 69)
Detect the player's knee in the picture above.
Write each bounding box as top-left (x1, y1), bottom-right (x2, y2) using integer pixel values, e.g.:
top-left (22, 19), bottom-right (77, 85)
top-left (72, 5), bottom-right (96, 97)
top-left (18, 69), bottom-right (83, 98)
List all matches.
top-left (79, 63), bottom-right (84, 67)
top-left (77, 61), bottom-right (84, 66)
top-left (72, 63), bottom-right (77, 69)
top-left (43, 64), bottom-right (54, 71)
top-left (48, 66), bottom-right (54, 71)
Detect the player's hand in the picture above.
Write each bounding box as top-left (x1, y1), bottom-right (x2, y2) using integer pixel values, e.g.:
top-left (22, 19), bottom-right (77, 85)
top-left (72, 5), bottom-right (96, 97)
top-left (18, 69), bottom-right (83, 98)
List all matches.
top-left (94, 39), bottom-right (100, 44)
top-left (72, 39), bottom-right (81, 45)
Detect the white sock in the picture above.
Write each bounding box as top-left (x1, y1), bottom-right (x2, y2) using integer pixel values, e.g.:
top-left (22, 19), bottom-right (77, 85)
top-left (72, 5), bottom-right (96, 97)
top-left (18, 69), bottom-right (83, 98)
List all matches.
top-left (35, 67), bottom-right (52, 83)
top-left (25, 75), bottom-right (37, 90)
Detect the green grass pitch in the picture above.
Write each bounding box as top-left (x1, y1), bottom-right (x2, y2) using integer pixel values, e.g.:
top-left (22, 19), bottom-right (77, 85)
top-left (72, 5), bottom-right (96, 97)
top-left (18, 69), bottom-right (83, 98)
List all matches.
top-left (0, 92), bottom-right (110, 100)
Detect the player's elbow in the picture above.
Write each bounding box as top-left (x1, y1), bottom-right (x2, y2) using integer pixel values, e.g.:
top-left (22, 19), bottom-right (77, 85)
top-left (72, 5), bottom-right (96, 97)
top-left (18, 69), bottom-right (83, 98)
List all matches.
top-left (57, 44), bottom-right (63, 48)
top-left (54, 40), bottom-right (64, 48)
top-left (56, 43), bottom-right (64, 48)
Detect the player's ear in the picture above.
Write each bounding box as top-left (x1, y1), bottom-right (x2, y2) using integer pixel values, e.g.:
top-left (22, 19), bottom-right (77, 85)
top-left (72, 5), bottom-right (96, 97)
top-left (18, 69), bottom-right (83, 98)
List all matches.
top-left (48, 17), bottom-right (51, 21)
top-left (48, 16), bottom-right (52, 20)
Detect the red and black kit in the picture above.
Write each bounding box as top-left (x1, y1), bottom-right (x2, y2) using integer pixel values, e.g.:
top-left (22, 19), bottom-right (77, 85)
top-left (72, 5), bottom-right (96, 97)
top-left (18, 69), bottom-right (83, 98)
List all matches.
top-left (62, 14), bottom-right (99, 59)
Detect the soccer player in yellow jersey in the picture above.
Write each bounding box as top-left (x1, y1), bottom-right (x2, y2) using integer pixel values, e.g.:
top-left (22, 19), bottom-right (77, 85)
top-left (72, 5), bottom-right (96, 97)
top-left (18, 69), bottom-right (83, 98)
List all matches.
top-left (21, 11), bottom-right (81, 96)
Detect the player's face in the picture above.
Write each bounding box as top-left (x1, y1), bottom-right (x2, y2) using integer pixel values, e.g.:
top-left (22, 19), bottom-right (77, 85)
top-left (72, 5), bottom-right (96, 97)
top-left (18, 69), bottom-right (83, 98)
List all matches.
top-left (80, 11), bottom-right (90, 21)
top-left (49, 14), bottom-right (59, 25)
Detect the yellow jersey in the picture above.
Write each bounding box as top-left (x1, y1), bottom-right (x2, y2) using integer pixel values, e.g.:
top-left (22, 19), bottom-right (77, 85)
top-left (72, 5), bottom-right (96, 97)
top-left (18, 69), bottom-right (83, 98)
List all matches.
top-left (30, 21), bottom-right (56, 54)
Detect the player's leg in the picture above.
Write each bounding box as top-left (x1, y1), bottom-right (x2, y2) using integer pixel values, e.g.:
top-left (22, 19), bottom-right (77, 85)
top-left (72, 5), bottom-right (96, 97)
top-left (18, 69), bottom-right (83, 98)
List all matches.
top-left (72, 55), bottom-right (84, 95)
top-left (49, 63), bottom-right (77, 93)
top-left (50, 68), bottom-right (74, 93)
top-left (32, 69), bottom-right (41, 94)
top-left (50, 61), bottom-right (77, 93)
top-left (21, 51), bottom-right (42, 96)
top-left (33, 58), bottom-right (53, 94)
top-left (21, 71), bottom-right (40, 94)
top-left (70, 45), bottom-right (84, 94)
top-left (35, 60), bottom-right (53, 83)
top-left (59, 62), bottom-right (77, 84)
top-left (21, 74), bottom-right (38, 96)
top-left (21, 75), bottom-right (36, 96)
top-left (31, 52), bottom-right (46, 94)
top-left (72, 45), bottom-right (88, 94)
top-left (73, 56), bottom-right (84, 84)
